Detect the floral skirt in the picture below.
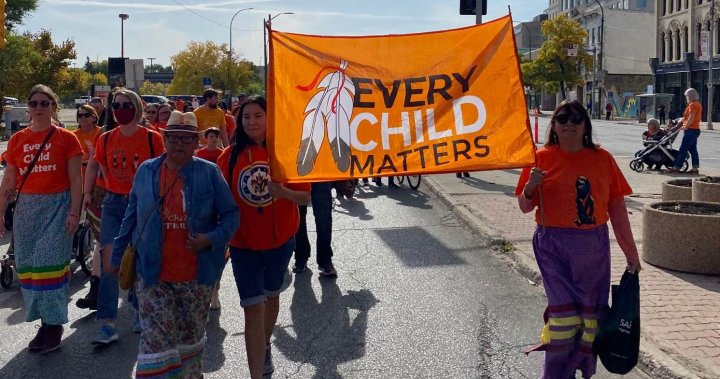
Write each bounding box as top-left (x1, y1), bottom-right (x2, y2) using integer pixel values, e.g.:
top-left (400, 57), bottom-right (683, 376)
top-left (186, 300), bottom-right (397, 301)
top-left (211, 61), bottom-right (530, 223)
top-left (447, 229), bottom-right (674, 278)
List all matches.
top-left (15, 191), bottom-right (72, 325)
top-left (134, 277), bottom-right (212, 379)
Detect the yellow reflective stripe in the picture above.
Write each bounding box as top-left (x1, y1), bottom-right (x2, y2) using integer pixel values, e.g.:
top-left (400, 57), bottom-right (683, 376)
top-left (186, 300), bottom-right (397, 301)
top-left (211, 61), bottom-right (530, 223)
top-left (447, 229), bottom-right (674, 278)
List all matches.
top-left (549, 327), bottom-right (581, 340)
top-left (582, 332), bottom-right (596, 343)
top-left (548, 316), bottom-right (582, 327)
top-left (583, 319), bottom-right (598, 329)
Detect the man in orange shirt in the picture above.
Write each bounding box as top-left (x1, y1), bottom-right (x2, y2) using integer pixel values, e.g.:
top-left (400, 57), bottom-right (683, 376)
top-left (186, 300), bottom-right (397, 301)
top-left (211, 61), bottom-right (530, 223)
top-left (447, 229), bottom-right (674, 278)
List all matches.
top-left (193, 89), bottom-right (229, 146)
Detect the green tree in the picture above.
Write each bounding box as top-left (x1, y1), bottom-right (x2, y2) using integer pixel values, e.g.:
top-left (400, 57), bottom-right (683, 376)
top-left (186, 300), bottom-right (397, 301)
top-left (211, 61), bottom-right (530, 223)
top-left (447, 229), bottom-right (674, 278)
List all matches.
top-left (521, 15), bottom-right (591, 100)
top-left (94, 60), bottom-right (109, 77)
top-left (84, 56), bottom-right (96, 74)
top-left (56, 68), bottom-right (92, 101)
top-left (139, 81), bottom-right (167, 95)
top-left (91, 73), bottom-right (108, 86)
top-left (5, 0), bottom-right (38, 31)
top-left (167, 41), bottom-right (255, 96)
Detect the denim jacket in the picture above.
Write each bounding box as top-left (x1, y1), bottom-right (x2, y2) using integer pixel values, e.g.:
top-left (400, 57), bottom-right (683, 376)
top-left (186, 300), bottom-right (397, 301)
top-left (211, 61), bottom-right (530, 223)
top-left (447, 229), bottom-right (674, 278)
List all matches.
top-left (111, 155), bottom-right (239, 286)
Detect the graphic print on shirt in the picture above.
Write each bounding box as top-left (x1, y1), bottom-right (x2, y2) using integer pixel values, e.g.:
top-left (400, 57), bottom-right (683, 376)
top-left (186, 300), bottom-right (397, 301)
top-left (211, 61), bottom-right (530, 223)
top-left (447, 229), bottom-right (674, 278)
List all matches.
top-left (18, 142), bottom-right (55, 176)
top-left (574, 176), bottom-right (596, 226)
top-left (109, 147), bottom-right (142, 183)
top-left (237, 162), bottom-right (273, 208)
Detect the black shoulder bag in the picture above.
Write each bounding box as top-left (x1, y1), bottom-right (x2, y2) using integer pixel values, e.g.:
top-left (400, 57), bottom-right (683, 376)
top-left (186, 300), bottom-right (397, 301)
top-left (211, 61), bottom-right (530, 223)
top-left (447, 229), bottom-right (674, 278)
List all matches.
top-left (4, 127), bottom-right (57, 231)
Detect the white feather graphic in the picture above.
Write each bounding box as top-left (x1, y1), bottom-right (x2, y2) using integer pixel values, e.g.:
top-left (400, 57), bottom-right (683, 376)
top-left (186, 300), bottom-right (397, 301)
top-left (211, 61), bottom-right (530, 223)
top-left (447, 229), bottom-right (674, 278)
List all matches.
top-left (297, 60), bottom-right (355, 176)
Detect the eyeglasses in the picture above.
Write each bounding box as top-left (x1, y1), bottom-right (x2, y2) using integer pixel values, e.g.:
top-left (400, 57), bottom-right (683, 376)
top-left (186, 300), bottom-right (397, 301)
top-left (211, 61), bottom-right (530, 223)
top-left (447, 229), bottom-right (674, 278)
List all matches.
top-left (77, 113), bottom-right (94, 119)
top-left (166, 135), bottom-right (198, 144)
top-left (112, 102), bottom-right (135, 110)
top-left (554, 113), bottom-right (584, 125)
top-left (28, 100), bottom-right (53, 108)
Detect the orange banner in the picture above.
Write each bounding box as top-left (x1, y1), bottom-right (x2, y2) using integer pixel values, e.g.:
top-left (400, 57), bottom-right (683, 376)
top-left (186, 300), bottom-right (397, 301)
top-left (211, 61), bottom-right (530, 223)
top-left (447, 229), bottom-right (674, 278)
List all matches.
top-left (268, 15), bottom-right (536, 182)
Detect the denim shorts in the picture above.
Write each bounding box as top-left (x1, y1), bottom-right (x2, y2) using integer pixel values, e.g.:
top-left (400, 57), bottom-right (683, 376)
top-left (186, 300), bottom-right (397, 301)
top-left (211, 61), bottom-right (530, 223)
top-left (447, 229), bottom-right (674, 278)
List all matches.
top-left (230, 238), bottom-right (295, 307)
top-left (99, 192), bottom-right (130, 247)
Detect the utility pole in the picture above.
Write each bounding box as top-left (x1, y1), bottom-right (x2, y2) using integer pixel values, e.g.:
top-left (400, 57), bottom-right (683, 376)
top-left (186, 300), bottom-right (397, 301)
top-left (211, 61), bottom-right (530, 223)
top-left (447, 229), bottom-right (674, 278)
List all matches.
top-left (707, 0), bottom-right (715, 130)
top-left (475, 1), bottom-right (482, 24)
top-left (594, 0), bottom-right (605, 120)
top-left (147, 58), bottom-right (155, 73)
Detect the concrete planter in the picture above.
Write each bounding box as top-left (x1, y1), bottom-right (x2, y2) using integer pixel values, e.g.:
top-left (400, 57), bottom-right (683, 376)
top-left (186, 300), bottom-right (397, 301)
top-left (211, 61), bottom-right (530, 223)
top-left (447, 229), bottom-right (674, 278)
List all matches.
top-left (643, 201), bottom-right (720, 275)
top-left (692, 176), bottom-right (720, 203)
top-left (661, 179), bottom-right (693, 201)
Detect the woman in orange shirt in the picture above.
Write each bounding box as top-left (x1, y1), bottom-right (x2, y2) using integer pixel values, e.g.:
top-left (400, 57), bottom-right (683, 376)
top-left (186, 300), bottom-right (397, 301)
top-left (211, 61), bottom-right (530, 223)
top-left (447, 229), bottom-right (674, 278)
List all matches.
top-left (85, 88), bottom-right (165, 345)
top-left (667, 88), bottom-right (702, 174)
top-left (0, 85), bottom-right (83, 354)
top-left (516, 100), bottom-right (641, 378)
top-left (217, 96), bottom-right (310, 378)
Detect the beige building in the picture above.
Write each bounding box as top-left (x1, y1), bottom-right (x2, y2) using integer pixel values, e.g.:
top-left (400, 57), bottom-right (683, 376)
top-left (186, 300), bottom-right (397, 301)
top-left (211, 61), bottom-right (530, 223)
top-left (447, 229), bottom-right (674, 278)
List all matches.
top-left (545, 0), bottom-right (655, 117)
top-left (652, 0), bottom-right (719, 122)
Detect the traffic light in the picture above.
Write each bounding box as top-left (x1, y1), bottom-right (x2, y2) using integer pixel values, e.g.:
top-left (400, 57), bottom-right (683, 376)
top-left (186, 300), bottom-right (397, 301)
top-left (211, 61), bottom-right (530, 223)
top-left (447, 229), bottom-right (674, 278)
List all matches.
top-left (459, 0), bottom-right (487, 16)
top-left (0, 0), bottom-right (6, 49)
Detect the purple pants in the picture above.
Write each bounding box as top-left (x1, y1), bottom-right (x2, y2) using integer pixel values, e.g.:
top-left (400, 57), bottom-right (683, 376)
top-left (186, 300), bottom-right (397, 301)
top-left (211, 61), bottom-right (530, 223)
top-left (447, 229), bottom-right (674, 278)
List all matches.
top-left (532, 224), bottom-right (610, 379)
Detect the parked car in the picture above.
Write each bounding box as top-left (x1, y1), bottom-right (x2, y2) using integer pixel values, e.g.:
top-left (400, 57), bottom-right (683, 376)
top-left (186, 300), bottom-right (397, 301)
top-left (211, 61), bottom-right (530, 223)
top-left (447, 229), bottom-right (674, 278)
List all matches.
top-left (74, 95), bottom-right (91, 108)
top-left (141, 95), bottom-right (170, 105)
top-left (2, 97), bottom-right (19, 106)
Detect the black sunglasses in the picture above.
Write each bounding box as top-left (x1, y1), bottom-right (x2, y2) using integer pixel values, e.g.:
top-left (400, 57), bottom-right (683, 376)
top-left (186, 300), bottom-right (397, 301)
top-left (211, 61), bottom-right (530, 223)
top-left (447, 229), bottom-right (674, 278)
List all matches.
top-left (166, 135), bottom-right (198, 144)
top-left (28, 100), bottom-right (53, 108)
top-left (554, 113), bottom-right (584, 125)
top-left (77, 113), bottom-right (94, 119)
top-left (112, 102), bottom-right (135, 110)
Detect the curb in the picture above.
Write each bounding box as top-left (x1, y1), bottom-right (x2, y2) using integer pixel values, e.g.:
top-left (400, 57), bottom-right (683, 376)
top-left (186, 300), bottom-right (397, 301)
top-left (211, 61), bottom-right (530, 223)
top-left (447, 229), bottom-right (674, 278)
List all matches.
top-left (422, 175), bottom-right (708, 379)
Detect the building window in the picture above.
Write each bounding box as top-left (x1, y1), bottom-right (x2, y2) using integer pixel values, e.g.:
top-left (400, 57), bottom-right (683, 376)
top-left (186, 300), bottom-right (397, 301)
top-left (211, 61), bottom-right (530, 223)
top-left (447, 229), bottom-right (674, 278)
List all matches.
top-left (638, 0), bottom-right (647, 7)
top-left (592, 28), bottom-right (595, 45)
top-left (661, 32), bottom-right (666, 63)
top-left (676, 31), bottom-right (681, 60)
top-left (668, 31), bottom-right (674, 61)
top-left (662, 0), bottom-right (666, 16)
top-left (716, 20), bottom-right (720, 54)
top-left (677, 0), bottom-right (681, 11)
top-left (685, 26), bottom-right (690, 55)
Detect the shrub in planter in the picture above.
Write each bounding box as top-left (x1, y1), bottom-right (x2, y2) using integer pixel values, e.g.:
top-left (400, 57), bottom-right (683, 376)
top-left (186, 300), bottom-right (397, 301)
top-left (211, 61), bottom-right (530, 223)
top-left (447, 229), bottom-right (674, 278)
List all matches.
top-left (643, 201), bottom-right (720, 275)
top-left (661, 179), bottom-right (692, 202)
top-left (692, 176), bottom-right (720, 203)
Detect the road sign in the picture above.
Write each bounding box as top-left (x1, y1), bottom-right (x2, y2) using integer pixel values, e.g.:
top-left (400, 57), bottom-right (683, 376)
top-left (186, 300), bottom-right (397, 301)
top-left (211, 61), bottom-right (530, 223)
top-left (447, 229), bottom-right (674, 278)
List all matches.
top-left (566, 43), bottom-right (578, 57)
top-left (203, 77), bottom-right (212, 89)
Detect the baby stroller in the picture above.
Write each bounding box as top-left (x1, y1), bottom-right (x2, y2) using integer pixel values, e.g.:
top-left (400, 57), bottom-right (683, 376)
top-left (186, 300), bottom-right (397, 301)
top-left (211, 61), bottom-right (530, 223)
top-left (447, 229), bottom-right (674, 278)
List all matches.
top-left (0, 218), bottom-right (94, 288)
top-left (629, 121), bottom-right (689, 173)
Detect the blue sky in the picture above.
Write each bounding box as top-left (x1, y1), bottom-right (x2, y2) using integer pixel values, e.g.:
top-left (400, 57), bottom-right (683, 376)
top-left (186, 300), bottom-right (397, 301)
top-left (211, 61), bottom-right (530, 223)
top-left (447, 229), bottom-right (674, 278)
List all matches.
top-left (20, 0), bottom-right (546, 68)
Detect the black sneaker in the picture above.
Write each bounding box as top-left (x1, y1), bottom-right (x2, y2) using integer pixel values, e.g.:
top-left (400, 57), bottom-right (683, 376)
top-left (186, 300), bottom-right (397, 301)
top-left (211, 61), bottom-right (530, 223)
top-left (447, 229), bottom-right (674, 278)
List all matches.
top-left (292, 261), bottom-right (307, 273)
top-left (456, 173), bottom-right (462, 178)
top-left (318, 262), bottom-right (338, 278)
top-left (76, 275), bottom-right (99, 310)
top-left (463, 172), bottom-right (470, 178)
top-left (28, 324), bottom-right (47, 352)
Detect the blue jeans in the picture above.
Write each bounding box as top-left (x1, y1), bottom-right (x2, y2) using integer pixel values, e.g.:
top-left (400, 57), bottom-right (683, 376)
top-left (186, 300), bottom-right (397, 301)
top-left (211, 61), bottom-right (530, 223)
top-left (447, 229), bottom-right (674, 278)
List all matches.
top-left (295, 183), bottom-right (334, 266)
top-left (674, 129), bottom-right (701, 169)
top-left (97, 192), bottom-right (129, 321)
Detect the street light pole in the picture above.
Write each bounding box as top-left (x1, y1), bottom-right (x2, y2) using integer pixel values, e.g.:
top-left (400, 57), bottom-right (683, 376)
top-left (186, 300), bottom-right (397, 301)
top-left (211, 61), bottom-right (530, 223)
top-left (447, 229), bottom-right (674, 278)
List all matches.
top-left (228, 7), bottom-right (253, 104)
top-left (147, 57), bottom-right (155, 73)
top-left (119, 14), bottom-right (129, 58)
top-left (594, 0), bottom-right (605, 120)
top-left (264, 12), bottom-right (294, 88)
top-left (707, 0), bottom-right (715, 130)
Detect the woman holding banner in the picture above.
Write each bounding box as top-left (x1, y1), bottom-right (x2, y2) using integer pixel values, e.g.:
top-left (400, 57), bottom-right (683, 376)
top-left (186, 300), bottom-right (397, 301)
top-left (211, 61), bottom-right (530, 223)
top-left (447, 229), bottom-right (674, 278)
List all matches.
top-left (217, 96), bottom-right (310, 378)
top-left (515, 99), bottom-right (641, 378)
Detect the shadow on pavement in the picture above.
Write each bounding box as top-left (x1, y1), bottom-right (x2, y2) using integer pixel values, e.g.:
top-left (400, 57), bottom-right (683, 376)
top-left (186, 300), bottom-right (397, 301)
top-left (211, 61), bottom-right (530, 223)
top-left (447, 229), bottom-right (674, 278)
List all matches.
top-left (333, 196), bottom-right (373, 221)
top-left (274, 271), bottom-right (378, 378)
top-left (203, 308), bottom-right (228, 373)
top-left (0, 301), bottom-right (139, 378)
top-left (457, 176), bottom-right (517, 194)
top-left (655, 266), bottom-right (720, 294)
top-left (375, 226), bottom-right (470, 267)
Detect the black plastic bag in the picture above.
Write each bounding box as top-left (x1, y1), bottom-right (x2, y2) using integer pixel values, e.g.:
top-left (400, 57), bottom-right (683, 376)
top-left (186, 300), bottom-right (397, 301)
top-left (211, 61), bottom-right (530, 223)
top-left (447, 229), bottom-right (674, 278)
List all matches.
top-left (593, 271), bottom-right (641, 374)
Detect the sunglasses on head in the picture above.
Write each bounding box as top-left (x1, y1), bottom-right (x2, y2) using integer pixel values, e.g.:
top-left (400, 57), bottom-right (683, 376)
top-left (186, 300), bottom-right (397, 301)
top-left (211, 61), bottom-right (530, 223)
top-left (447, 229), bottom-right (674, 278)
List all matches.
top-left (77, 113), bottom-right (94, 119)
top-left (28, 100), bottom-right (53, 108)
top-left (112, 102), bottom-right (135, 110)
top-left (166, 135), bottom-right (198, 144)
top-left (554, 113), bottom-right (584, 125)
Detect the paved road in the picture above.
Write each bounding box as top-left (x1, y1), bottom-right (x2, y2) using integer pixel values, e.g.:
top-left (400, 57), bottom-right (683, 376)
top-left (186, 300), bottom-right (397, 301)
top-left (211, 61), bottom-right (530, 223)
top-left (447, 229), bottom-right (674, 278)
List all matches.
top-left (532, 115), bottom-right (720, 170)
top-left (0, 182), bottom-right (649, 378)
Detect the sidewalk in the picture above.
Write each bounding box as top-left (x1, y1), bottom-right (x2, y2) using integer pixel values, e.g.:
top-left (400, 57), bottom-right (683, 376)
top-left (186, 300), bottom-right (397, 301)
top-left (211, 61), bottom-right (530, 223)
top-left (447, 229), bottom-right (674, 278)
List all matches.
top-left (425, 159), bottom-right (720, 379)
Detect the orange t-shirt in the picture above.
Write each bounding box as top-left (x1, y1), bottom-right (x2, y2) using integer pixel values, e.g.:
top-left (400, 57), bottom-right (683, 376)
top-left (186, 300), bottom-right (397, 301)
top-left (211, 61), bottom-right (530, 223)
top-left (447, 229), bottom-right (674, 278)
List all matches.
top-left (195, 147), bottom-right (222, 164)
top-left (159, 166), bottom-right (197, 282)
top-left (515, 146), bottom-right (632, 229)
top-left (73, 126), bottom-right (102, 164)
top-left (6, 127), bottom-right (83, 194)
top-left (684, 101), bottom-right (702, 130)
top-left (93, 127), bottom-right (165, 195)
top-left (217, 145), bottom-right (311, 250)
top-left (224, 113), bottom-right (236, 141)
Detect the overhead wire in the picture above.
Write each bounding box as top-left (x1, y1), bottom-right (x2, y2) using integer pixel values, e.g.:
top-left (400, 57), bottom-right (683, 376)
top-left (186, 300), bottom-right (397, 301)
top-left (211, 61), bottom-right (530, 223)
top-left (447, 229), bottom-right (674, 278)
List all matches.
top-left (167, 0), bottom-right (260, 31)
